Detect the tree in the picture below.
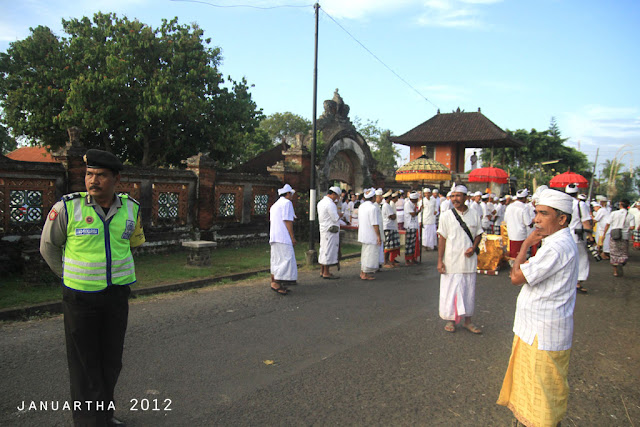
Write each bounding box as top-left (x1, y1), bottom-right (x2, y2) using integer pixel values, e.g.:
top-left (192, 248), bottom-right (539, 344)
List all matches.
top-left (480, 120), bottom-right (590, 190)
top-left (0, 13), bottom-right (263, 167)
top-left (259, 112), bottom-right (311, 145)
top-left (597, 160), bottom-right (639, 202)
top-left (353, 117), bottom-right (399, 174)
top-left (0, 124), bottom-right (17, 154)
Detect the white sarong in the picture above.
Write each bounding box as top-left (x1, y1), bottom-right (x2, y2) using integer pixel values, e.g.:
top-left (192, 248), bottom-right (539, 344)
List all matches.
top-left (577, 240), bottom-right (589, 281)
top-left (439, 273), bottom-right (476, 322)
top-left (361, 243), bottom-right (379, 273)
top-left (319, 231), bottom-right (339, 265)
top-left (270, 242), bottom-right (298, 281)
top-left (422, 224), bottom-right (437, 249)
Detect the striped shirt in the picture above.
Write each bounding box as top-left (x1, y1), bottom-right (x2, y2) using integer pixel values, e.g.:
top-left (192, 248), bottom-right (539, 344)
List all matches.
top-left (515, 227), bottom-right (578, 351)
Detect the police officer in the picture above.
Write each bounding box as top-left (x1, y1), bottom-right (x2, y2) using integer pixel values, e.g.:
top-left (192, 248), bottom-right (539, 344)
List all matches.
top-left (40, 149), bottom-right (145, 426)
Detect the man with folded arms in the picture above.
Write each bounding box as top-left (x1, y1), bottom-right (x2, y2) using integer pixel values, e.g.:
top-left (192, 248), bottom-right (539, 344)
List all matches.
top-left (498, 188), bottom-right (578, 427)
top-left (317, 186), bottom-right (341, 279)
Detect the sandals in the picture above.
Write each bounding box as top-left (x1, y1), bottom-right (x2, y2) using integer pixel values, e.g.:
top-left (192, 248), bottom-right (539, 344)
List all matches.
top-left (444, 322), bottom-right (456, 333)
top-left (360, 273), bottom-right (375, 281)
top-left (271, 283), bottom-right (289, 295)
top-left (463, 323), bottom-right (482, 334)
top-left (576, 285), bottom-right (588, 293)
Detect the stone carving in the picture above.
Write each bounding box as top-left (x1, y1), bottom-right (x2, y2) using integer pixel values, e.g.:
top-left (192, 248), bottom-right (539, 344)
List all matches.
top-left (320, 89), bottom-right (350, 123)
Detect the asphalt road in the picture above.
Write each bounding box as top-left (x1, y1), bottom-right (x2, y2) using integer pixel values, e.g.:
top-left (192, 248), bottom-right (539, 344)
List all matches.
top-left (1, 249), bottom-right (639, 426)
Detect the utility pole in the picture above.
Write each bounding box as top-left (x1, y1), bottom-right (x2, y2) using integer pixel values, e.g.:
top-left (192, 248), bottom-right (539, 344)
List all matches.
top-left (587, 148), bottom-right (598, 201)
top-left (306, 2), bottom-right (320, 266)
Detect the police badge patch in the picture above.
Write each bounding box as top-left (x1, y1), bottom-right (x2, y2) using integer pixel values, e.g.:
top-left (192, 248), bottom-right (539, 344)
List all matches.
top-left (122, 220), bottom-right (135, 240)
top-left (86, 216), bottom-right (94, 224)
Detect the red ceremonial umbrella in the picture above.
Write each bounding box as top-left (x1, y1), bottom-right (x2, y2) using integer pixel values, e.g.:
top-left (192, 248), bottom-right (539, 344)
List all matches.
top-left (468, 166), bottom-right (509, 184)
top-left (549, 171), bottom-right (588, 188)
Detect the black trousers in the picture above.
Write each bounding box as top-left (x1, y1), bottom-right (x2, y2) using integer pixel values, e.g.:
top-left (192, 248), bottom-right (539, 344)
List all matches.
top-left (62, 285), bottom-right (130, 427)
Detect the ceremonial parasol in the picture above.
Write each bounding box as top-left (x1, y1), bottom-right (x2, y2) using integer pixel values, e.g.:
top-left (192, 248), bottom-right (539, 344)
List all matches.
top-left (395, 155), bottom-right (452, 182)
top-left (468, 166), bottom-right (509, 184)
top-left (549, 171), bottom-right (588, 188)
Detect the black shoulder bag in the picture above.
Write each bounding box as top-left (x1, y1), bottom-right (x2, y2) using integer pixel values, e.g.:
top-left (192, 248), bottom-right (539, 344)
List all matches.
top-left (450, 208), bottom-right (480, 255)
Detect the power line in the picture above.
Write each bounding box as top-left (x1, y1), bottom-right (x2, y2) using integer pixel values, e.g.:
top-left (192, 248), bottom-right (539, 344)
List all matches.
top-left (320, 8), bottom-right (440, 111)
top-left (169, 0), bottom-right (313, 9)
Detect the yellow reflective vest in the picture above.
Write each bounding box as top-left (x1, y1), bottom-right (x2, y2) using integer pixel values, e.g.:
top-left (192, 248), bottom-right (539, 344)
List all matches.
top-left (62, 193), bottom-right (139, 292)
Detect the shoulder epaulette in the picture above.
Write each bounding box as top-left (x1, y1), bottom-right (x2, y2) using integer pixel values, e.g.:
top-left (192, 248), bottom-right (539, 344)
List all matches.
top-left (118, 193), bottom-right (140, 206)
top-left (61, 192), bottom-right (83, 202)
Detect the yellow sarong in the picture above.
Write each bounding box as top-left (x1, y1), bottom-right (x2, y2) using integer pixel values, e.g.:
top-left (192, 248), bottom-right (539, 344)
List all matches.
top-left (497, 335), bottom-right (571, 427)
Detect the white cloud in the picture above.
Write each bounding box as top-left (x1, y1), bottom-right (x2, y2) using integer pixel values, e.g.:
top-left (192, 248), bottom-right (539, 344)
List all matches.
top-left (561, 105), bottom-right (640, 168)
top-left (417, 0), bottom-right (502, 29)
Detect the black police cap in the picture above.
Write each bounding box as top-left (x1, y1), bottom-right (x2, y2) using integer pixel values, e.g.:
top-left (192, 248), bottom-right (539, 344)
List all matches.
top-left (84, 149), bottom-right (123, 172)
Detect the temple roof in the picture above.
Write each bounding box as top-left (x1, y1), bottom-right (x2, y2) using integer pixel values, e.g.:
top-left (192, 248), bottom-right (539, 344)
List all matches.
top-left (6, 146), bottom-right (58, 163)
top-left (228, 142), bottom-right (287, 175)
top-left (391, 109), bottom-right (524, 148)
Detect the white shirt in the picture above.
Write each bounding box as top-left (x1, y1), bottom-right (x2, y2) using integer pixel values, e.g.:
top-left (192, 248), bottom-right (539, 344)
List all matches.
top-left (516, 227), bottom-right (578, 351)
top-left (609, 208), bottom-right (636, 240)
top-left (269, 196), bottom-right (294, 244)
top-left (469, 200), bottom-right (483, 222)
top-left (494, 203), bottom-right (505, 224)
top-left (437, 207), bottom-right (483, 274)
top-left (382, 200), bottom-right (398, 231)
top-left (396, 197), bottom-right (405, 223)
top-left (569, 198), bottom-right (592, 242)
top-left (421, 197), bottom-right (436, 225)
top-left (440, 199), bottom-right (451, 214)
top-left (317, 195), bottom-right (339, 233)
top-left (504, 200), bottom-right (532, 241)
top-left (593, 208), bottom-right (611, 230)
top-left (628, 206), bottom-right (640, 229)
top-left (404, 199), bottom-right (419, 230)
top-left (357, 200), bottom-right (380, 245)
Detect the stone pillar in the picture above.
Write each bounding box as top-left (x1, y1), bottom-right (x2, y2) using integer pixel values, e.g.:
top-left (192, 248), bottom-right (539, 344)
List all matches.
top-left (52, 127), bottom-right (87, 193)
top-left (186, 153), bottom-right (217, 231)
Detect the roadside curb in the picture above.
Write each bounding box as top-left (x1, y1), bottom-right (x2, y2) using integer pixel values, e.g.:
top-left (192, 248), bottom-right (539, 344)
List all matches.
top-left (0, 253), bottom-right (361, 322)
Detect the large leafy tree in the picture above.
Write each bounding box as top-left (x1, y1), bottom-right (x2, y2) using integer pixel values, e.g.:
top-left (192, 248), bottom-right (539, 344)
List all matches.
top-left (259, 112), bottom-right (311, 145)
top-left (354, 117), bottom-right (399, 175)
top-left (0, 13), bottom-right (263, 167)
top-left (480, 118), bottom-right (589, 190)
top-left (595, 160), bottom-right (639, 202)
top-left (0, 124), bottom-right (17, 154)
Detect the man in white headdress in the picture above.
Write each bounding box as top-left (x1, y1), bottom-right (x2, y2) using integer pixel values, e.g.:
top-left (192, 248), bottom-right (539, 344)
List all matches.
top-left (382, 190), bottom-right (400, 268)
top-left (440, 191), bottom-right (452, 214)
top-left (404, 191), bottom-right (421, 265)
top-left (566, 183), bottom-right (592, 293)
top-left (504, 189), bottom-right (534, 258)
top-left (494, 197), bottom-right (506, 234)
top-left (374, 188), bottom-right (385, 267)
top-left (498, 188), bottom-right (578, 427)
top-left (269, 184), bottom-right (297, 295)
top-left (480, 193), bottom-right (496, 233)
top-left (469, 191), bottom-right (484, 219)
top-left (396, 190), bottom-right (405, 230)
top-left (358, 188), bottom-right (381, 280)
top-left (593, 197), bottom-right (611, 259)
top-left (437, 185), bottom-right (483, 334)
top-left (421, 188), bottom-right (438, 250)
top-left (317, 186), bottom-right (341, 279)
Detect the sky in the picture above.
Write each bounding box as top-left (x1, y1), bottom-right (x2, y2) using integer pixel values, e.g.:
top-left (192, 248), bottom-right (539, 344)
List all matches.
top-left (1, 0), bottom-right (639, 177)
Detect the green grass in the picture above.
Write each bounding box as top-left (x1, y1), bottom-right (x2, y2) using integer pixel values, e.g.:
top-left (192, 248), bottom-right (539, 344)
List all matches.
top-left (0, 242), bottom-right (361, 310)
